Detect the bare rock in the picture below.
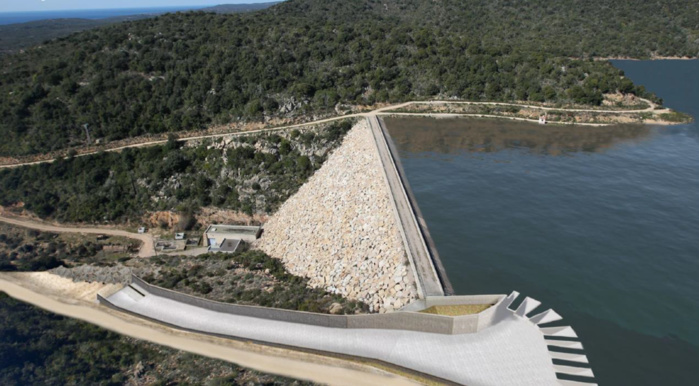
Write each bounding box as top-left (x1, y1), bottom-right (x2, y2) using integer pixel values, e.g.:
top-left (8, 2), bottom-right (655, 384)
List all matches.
top-left (256, 121), bottom-right (418, 313)
top-left (329, 302), bottom-right (344, 314)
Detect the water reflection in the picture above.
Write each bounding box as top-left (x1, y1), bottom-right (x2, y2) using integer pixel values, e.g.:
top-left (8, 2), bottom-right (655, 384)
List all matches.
top-left (383, 117), bottom-right (651, 156)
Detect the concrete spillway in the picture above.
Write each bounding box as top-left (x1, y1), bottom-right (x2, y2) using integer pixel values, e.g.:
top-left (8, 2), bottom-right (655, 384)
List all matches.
top-left (101, 281), bottom-right (562, 386)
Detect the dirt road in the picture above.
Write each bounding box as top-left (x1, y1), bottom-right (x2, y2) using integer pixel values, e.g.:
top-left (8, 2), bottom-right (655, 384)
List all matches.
top-left (0, 274), bottom-right (414, 386)
top-left (0, 215), bottom-right (155, 258)
top-left (0, 98), bottom-right (668, 169)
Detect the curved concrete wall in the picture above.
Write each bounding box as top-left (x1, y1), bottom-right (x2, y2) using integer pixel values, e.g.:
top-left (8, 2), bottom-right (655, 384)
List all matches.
top-left (114, 276), bottom-right (505, 335)
top-left (130, 276), bottom-right (346, 327)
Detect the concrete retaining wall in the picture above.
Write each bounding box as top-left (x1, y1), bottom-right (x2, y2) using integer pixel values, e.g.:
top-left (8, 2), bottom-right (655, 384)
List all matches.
top-left (114, 275), bottom-right (505, 335)
top-left (378, 117), bottom-right (454, 295)
top-left (350, 311), bottom-right (455, 334)
top-left (423, 294), bottom-right (506, 334)
top-left (131, 276), bottom-right (347, 328)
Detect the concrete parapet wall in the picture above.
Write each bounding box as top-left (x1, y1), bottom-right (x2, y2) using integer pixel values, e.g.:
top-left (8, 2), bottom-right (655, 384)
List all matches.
top-left (423, 294), bottom-right (506, 334)
top-left (348, 311), bottom-right (455, 334)
top-left (475, 296), bottom-right (507, 332)
top-left (131, 276), bottom-right (347, 328)
top-left (425, 294), bottom-right (503, 307)
top-left (117, 276), bottom-right (506, 335)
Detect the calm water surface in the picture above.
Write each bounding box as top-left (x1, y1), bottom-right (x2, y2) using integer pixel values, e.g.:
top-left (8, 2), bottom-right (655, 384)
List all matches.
top-left (386, 59), bottom-right (699, 385)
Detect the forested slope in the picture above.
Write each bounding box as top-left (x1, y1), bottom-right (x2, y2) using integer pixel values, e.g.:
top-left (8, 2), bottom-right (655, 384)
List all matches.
top-left (1, 0), bottom-right (696, 156)
top-left (0, 2), bottom-right (278, 54)
top-left (273, 0), bottom-right (699, 58)
top-left (0, 293), bottom-right (309, 385)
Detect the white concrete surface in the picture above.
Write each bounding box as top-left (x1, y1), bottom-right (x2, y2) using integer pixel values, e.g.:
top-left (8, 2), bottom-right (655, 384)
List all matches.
top-left (529, 309), bottom-right (563, 325)
top-left (106, 288), bottom-right (560, 385)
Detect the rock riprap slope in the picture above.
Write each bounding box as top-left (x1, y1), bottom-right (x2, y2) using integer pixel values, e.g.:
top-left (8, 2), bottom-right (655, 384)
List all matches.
top-left (257, 121), bottom-right (418, 313)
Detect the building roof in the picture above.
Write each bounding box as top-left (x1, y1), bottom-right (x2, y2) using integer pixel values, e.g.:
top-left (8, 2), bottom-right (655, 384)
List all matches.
top-left (219, 238), bottom-right (241, 252)
top-left (205, 224), bottom-right (260, 236)
top-left (208, 238), bottom-right (241, 253)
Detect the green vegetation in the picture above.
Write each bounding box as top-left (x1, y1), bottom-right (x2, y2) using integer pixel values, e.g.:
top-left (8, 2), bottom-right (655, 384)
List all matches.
top-left (0, 223), bottom-right (137, 272)
top-left (0, 120), bottom-right (353, 223)
top-left (386, 102), bottom-right (692, 125)
top-left (1, 0), bottom-right (693, 156)
top-left (0, 18), bottom-right (148, 55)
top-left (0, 292), bottom-right (310, 385)
top-left (659, 111), bottom-right (694, 123)
top-left (143, 248), bottom-right (368, 314)
top-left (276, 0), bottom-right (699, 58)
top-left (0, 223), bottom-right (367, 314)
top-left (0, 3), bottom-right (279, 55)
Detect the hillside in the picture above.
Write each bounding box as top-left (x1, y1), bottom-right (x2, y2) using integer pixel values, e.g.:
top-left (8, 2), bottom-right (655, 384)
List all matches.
top-left (202, 2), bottom-right (281, 13)
top-left (0, 0), bottom-right (697, 156)
top-left (272, 0), bottom-right (699, 58)
top-left (0, 292), bottom-right (310, 385)
top-left (0, 3), bottom-right (280, 54)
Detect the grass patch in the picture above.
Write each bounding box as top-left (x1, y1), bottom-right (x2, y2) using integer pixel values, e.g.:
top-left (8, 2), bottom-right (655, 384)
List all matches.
top-left (659, 111), bottom-right (693, 123)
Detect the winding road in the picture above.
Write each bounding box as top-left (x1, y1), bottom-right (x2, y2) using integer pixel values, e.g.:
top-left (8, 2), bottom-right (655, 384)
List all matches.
top-left (0, 98), bottom-right (666, 169)
top-left (0, 215), bottom-right (155, 258)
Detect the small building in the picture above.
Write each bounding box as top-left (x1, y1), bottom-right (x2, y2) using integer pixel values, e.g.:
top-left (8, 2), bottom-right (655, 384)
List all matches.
top-left (155, 239), bottom-right (186, 253)
top-left (175, 233), bottom-right (185, 240)
top-left (138, 227), bottom-right (146, 234)
top-left (204, 224), bottom-right (261, 247)
top-left (208, 238), bottom-right (241, 254)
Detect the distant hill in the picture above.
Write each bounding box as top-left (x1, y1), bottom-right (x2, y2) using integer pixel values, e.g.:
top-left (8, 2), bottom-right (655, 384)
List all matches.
top-left (202, 2), bottom-right (281, 14)
top-left (0, 0), bottom-right (696, 156)
top-left (0, 16), bottom-right (148, 54)
top-left (0, 3), bottom-right (280, 54)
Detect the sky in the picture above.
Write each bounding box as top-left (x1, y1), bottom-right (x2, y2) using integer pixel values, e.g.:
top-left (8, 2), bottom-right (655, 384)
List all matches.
top-left (1, 1), bottom-right (270, 13)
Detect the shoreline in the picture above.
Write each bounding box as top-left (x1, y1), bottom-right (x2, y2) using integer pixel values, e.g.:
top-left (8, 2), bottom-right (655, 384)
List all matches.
top-left (595, 56), bottom-right (697, 61)
top-left (0, 97), bottom-right (689, 169)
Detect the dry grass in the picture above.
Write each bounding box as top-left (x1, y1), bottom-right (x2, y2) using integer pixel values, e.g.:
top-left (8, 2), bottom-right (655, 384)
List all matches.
top-left (419, 304), bottom-right (492, 316)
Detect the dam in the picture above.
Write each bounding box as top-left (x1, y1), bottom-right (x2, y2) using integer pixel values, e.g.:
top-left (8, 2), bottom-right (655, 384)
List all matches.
top-left (98, 117), bottom-right (597, 385)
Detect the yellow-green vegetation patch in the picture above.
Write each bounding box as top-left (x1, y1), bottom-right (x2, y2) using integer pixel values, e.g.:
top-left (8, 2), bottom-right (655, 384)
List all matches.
top-left (659, 111), bottom-right (693, 123)
top-left (420, 304), bottom-right (493, 316)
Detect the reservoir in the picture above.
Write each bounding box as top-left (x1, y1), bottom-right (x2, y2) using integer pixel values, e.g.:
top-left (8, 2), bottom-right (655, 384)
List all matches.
top-left (385, 59), bottom-right (699, 385)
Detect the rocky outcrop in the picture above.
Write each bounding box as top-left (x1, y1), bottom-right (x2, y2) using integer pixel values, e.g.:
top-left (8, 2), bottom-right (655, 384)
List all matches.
top-left (256, 121), bottom-right (418, 313)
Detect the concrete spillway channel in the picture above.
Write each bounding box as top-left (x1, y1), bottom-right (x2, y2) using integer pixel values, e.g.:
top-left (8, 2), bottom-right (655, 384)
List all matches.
top-left (100, 277), bottom-right (563, 385)
top-left (366, 115), bottom-right (453, 297)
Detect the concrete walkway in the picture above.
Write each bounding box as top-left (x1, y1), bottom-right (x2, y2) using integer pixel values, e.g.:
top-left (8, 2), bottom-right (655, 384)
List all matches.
top-left (104, 284), bottom-right (559, 386)
top-left (367, 115), bottom-right (445, 297)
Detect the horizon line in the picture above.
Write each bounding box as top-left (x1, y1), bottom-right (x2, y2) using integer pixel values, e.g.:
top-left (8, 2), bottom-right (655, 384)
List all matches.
top-left (0, 5), bottom-right (220, 14)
